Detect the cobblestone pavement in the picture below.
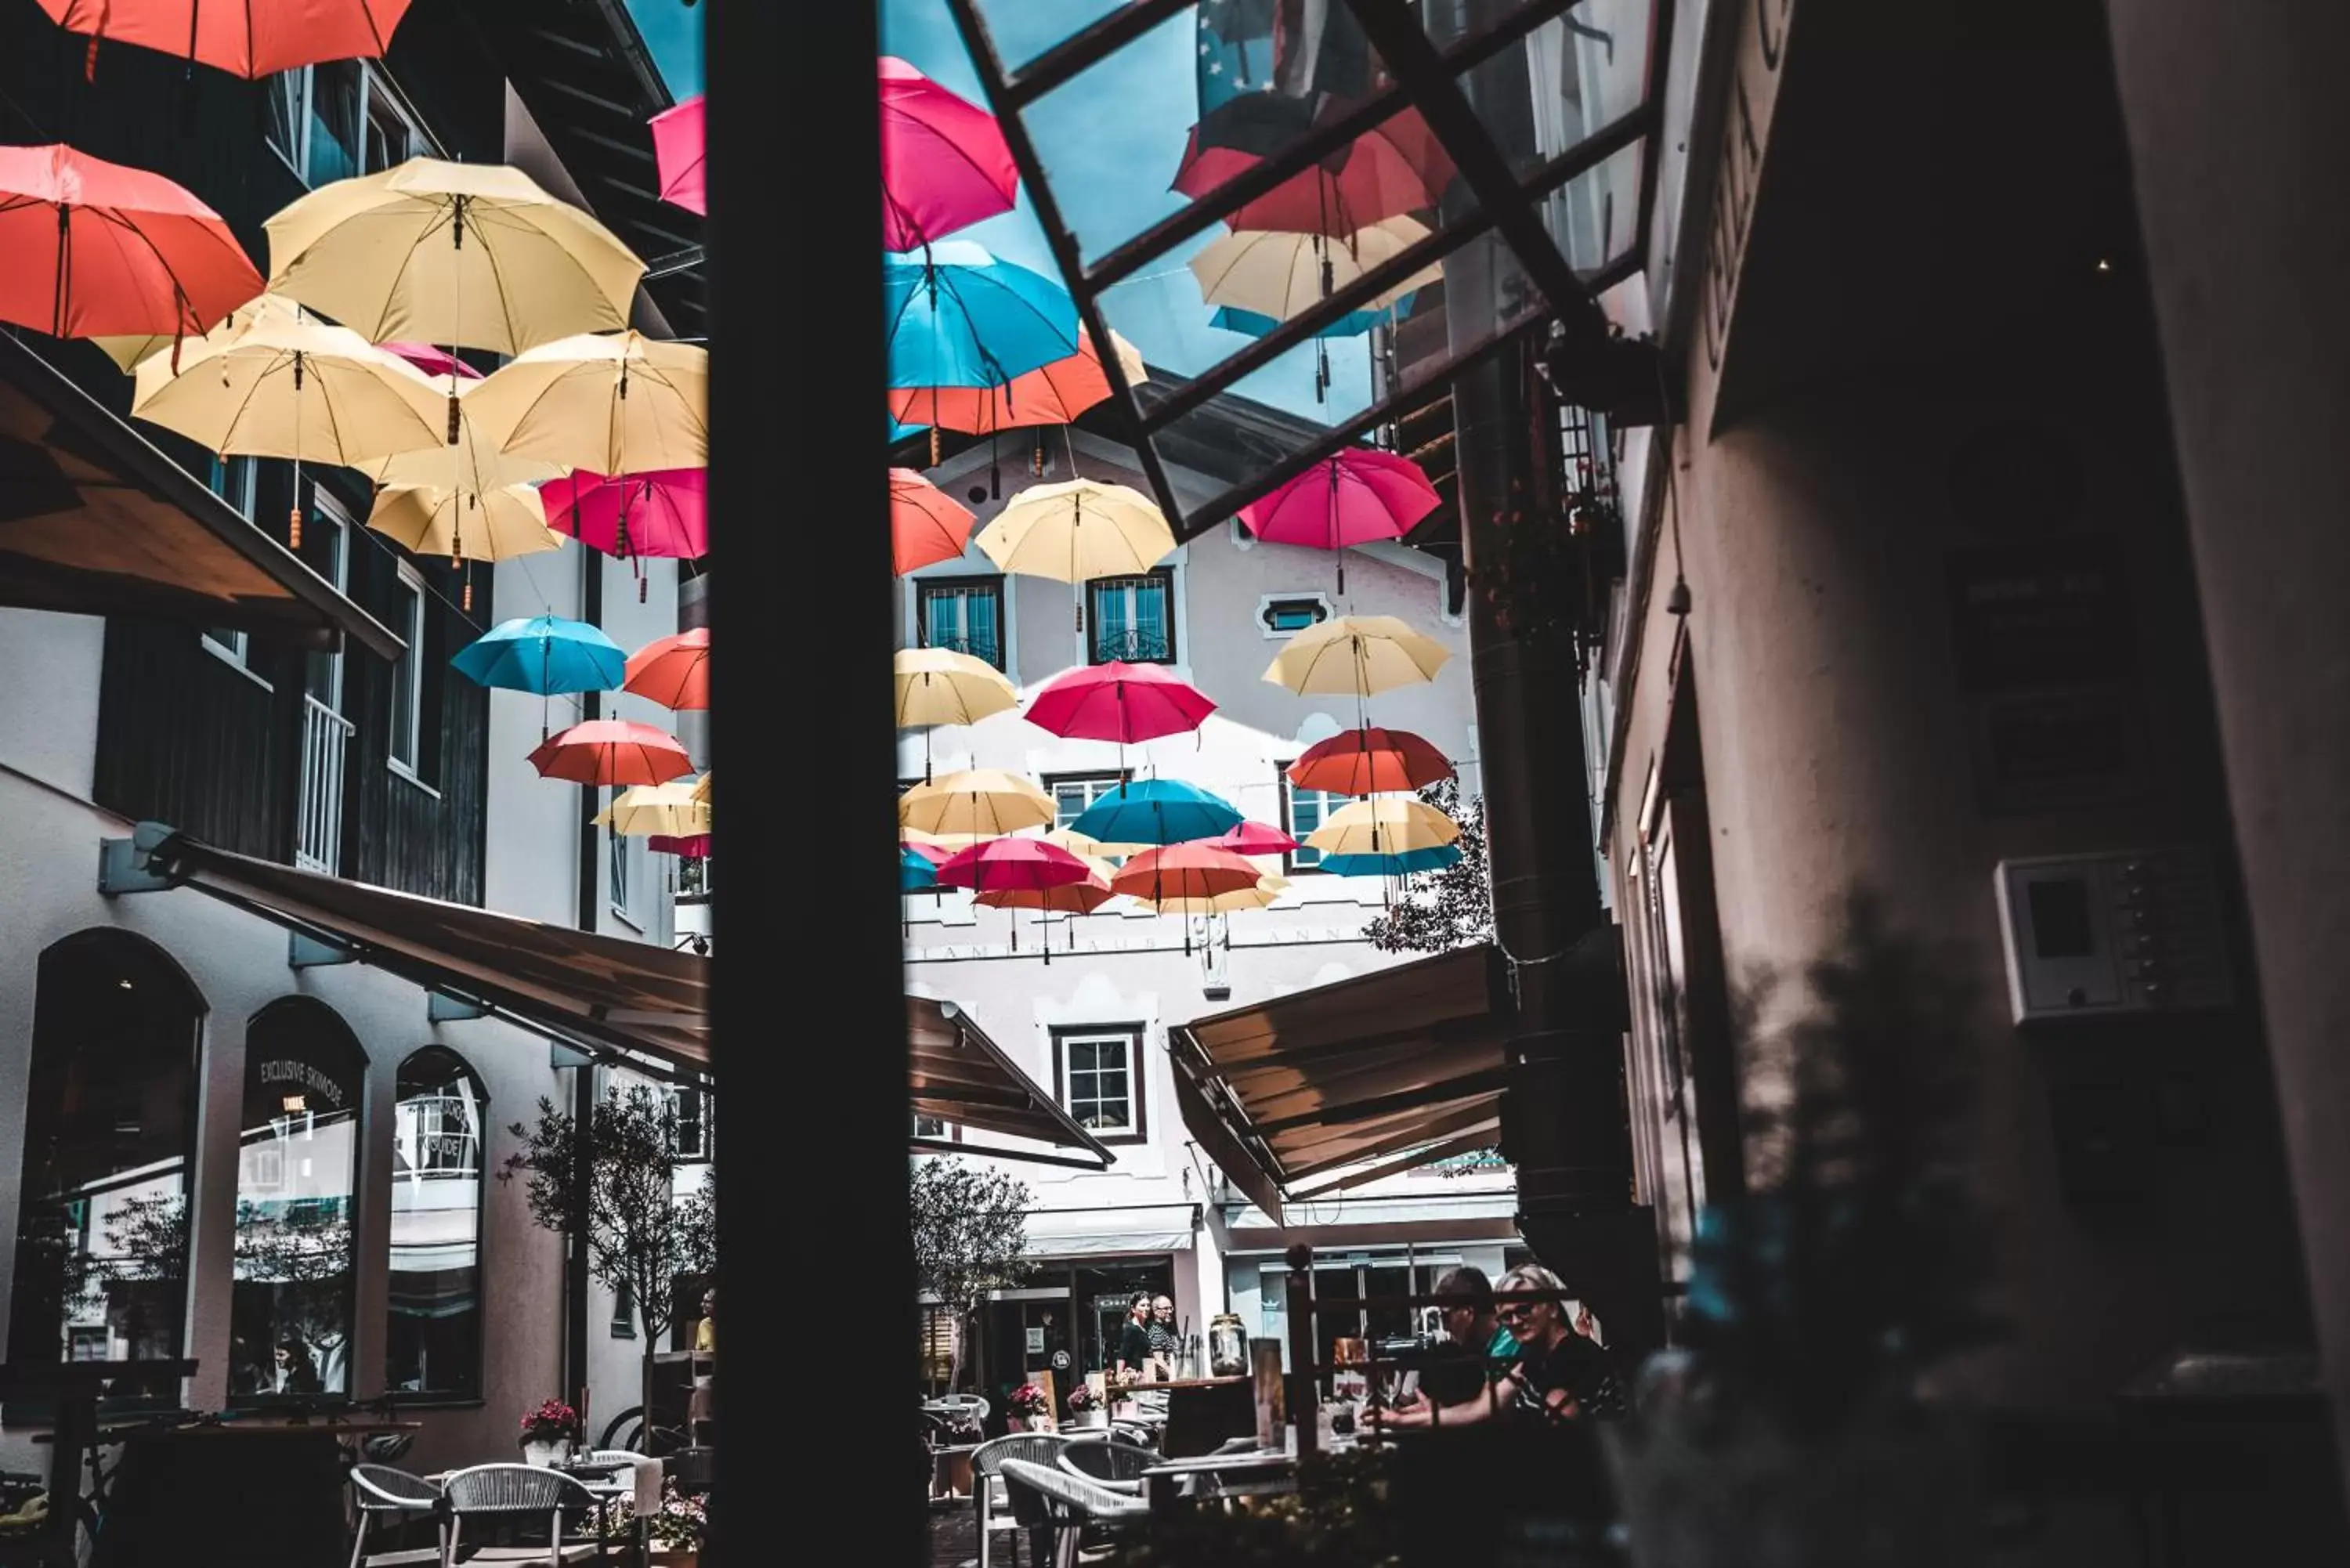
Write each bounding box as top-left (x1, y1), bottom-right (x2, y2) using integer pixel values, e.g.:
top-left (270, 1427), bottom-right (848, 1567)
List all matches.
top-left (929, 1498), bottom-right (979, 1568)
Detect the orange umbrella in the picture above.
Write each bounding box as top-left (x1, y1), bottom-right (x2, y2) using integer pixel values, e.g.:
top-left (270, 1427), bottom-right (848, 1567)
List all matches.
top-left (527, 720), bottom-right (692, 786)
top-left (1287, 726), bottom-right (1453, 797)
top-left (0, 146), bottom-right (261, 340)
top-left (36, 0), bottom-right (412, 79)
top-left (886, 330), bottom-right (1147, 435)
top-left (624, 627), bottom-right (710, 710)
top-left (892, 468), bottom-right (974, 575)
top-left (1110, 843), bottom-right (1264, 904)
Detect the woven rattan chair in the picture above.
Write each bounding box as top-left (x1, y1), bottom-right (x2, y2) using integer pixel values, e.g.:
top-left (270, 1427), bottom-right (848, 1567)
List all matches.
top-left (999, 1458), bottom-right (1149, 1568)
top-left (349, 1465), bottom-right (445, 1568)
top-left (1057, 1437), bottom-right (1156, 1493)
top-left (439, 1465), bottom-right (597, 1568)
top-left (971, 1432), bottom-right (1071, 1568)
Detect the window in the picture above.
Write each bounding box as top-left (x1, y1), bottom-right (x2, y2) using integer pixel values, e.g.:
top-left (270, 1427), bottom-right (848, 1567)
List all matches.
top-left (203, 458), bottom-right (259, 668)
top-left (918, 577), bottom-right (1005, 669)
top-left (1053, 1026), bottom-right (1145, 1141)
top-left (1088, 569), bottom-right (1175, 663)
top-left (233, 999), bottom-right (365, 1404)
top-left (269, 61), bottom-right (422, 185)
top-left (1281, 776), bottom-right (1340, 871)
top-left (609, 790), bottom-right (649, 928)
top-left (1047, 772), bottom-right (1128, 833)
top-left (912, 1115), bottom-right (960, 1143)
top-left (387, 1048), bottom-right (484, 1403)
top-left (1260, 594), bottom-right (1332, 637)
top-left (388, 566), bottom-right (425, 775)
top-left (672, 1088), bottom-right (713, 1162)
top-left (364, 79), bottom-right (418, 172)
top-left (611, 1278), bottom-right (637, 1340)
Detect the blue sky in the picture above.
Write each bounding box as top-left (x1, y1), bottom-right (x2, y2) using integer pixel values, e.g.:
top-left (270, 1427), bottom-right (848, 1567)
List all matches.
top-left (627, 1), bottom-right (704, 99)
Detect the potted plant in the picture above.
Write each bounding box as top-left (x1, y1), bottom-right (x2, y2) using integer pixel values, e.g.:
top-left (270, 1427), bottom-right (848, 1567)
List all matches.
top-left (645, 1484), bottom-right (706, 1567)
top-left (1007, 1383), bottom-right (1051, 1432)
top-left (517, 1399), bottom-right (579, 1469)
top-left (1065, 1381), bottom-right (1108, 1430)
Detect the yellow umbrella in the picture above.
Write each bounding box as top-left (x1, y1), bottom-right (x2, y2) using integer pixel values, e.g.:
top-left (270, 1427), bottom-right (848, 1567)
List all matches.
top-left (464, 331), bottom-right (708, 475)
top-left (367, 482), bottom-right (564, 565)
top-left (894, 648), bottom-right (1017, 728)
top-left (362, 386), bottom-right (565, 491)
top-left (976, 479), bottom-right (1174, 583)
top-left (1132, 874), bottom-right (1289, 916)
top-left (593, 782), bottom-right (713, 838)
top-left (1189, 219), bottom-right (1442, 322)
top-left (97, 291), bottom-right (287, 374)
top-left (899, 768), bottom-right (1054, 837)
top-left (689, 771), bottom-right (712, 805)
top-left (1040, 827), bottom-right (1148, 859)
top-left (1264, 614), bottom-right (1451, 696)
top-left (1304, 797), bottom-right (1460, 858)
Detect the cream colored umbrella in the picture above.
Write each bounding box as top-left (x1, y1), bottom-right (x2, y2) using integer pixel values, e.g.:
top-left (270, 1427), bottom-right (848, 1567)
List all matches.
top-left (367, 482), bottom-right (564, 565)
top-left (976, 479), bottom-right (1173, 583)
top-left (98, 290), bottom-right (289, 373)
top-left (1189, 218), bottom-right (1441, 323)
top-left (593, 781), bottom-right (713, 838)
top-left (132, 307), bottom-right (446, 462)
top-left (689, 771), bottom-right (712, 805)
top-left (1040, 827), bottom-right (1149, 859)
top-left (899, 768), bottom-right (1055, 837)
top-left (894, 648), bottom-right (1018, 728)
top-left (901, 826), bottom-right (992, 854)
top-left (1303, 797), bottom-right (1461, 859)
top-left (1130, 874), bottom-right (1289, 916)
top-left (464, 331), bottom-right (708, 475)
top-left (361, 385), bottom-right (565, 491)
top-left (1264, 614), bottom-right (1451, 696)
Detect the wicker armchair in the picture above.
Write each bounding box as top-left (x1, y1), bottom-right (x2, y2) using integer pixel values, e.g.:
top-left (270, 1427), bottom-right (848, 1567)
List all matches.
top-left (438, 1465), bottom-right (597, 1568)
top-left (971, 1432), bottom-right (1071, 1568)
top-left (998, 1459), bottom-right (1149, 1568)
top-left (349, 1465), bottom-right (444, 1568)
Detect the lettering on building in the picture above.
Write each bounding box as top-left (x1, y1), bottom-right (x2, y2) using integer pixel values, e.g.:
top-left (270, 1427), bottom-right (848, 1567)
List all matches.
top-left (1701, 0), bottom-right (1794, 372)
top-left (258, 1058), bottom-right (349, 1111)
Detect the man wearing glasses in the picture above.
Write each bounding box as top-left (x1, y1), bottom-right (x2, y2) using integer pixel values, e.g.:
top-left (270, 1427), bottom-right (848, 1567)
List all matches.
top-left (1376, 1264), bottom-right (1624, 1429)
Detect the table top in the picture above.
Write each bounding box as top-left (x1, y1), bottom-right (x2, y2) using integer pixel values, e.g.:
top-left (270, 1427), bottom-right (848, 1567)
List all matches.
top-left (38, 1418), bottom-right (421, 1443)
top-left (1117, 1377), bottom-right (1248, 1393)
top-left (1141, 1448), bottom-right (1298, 1478)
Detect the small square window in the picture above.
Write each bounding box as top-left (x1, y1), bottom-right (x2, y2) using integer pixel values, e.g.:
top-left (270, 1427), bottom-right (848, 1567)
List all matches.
top-left (917, 577), bottom-right (1006, 670)
top-left (1054, 1026), bottom-right (1145, 1142)
top-left (388, 567), bottom-right (425, 775)
top-left (1260, 594), bottom-right (1332, 637)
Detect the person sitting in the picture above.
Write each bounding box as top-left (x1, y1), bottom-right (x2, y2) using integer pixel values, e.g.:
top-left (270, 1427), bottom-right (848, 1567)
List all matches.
top-left (1375, 1264), bottom-right (1623, 1429)
top-left (1412, 1266), bottom-right (1518, 1410)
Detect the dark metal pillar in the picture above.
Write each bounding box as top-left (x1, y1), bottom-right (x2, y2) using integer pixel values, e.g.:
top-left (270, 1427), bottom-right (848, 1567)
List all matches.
top-left (565, 533), bottom-right (603, 1409)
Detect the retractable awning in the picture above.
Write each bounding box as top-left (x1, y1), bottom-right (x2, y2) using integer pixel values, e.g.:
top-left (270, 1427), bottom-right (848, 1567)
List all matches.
top-left (909, 996), bottom-right (1115, 1170)
top-left (1170, 945), bottom-right (1514, 1226)
top-left (0, 333), bottom-right (400, 659)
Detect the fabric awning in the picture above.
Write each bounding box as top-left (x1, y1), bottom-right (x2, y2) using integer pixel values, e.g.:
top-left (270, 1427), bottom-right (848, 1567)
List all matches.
top-left (1170, 945), bottom-right (1514, 1226)
top-left (1021, 1229), bottom-right (1194, 1259)
top-left (909, 996), bottom-right (1114, 1169)
top-left (132, 825), bottom-right (709, 1068)
top-left (0, 333), bottom-right (400, 659)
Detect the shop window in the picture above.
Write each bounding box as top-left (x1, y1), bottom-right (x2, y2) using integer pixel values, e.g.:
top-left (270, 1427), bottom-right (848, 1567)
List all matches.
top-left (232, 999), bottom-right (365, 1404)
top-left (1053, 1026), bottom-right (1145, 1142)
top-left (6, 932), bottom-right (201, 1413)
top-left (1280, 775), bottom-right (1339, 871)
top-left (1087, 569), bottom-right (1176, 664)
top-left (386, 1047), bottom-right (484, 1404)
top-left (918, 577), bottom-right (1005, 669)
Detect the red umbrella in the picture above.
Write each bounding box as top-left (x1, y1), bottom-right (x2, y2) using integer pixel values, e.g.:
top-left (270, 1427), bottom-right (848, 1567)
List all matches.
top-left (1238, 449), bottom-right (1442, 591)
top-left (1109, 843), bottom-right (1264, 902)
top-left (382, 341), bottom-right (479, 381)
top-left (880, 57), bottom-right (1018, 250)
top-left (36, 0), bottom-right (412, 79)
top-left (1026, 662), bottom-right (1215, 745)
top-left (650, 833), bottom-right (710, 858)
top-left (543, 470), bottom-right (708, 561)
top-left (1205, 821), bottom-right (1303, 856)
top-left (891, 468), bottom-right (974, 575)
top-left (650, 96), bottom-right (704, 216)
top-left (527, 720), bottom-right (692, 786)
top-left (935, 837), bottom-right (1092, 894)
top-left (1173, 108), bottom-right (1453, 237)
top-left (976, 876), bottom-right (1113, 914)
top-left (0, 146), bottom-right (260, 340)
top-left (624, 627), bottom-right (710, 711)
top-left (1289, 727), bottom-right (1454, 797)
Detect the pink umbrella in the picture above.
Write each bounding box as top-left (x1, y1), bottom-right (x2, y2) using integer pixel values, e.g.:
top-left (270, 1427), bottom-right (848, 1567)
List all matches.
top-left (542, 471), bottom-right (707, 599)
top-left (1026, 662), bottom-right (1215, 745)
top-left (650, 96), bottom-right (704, 216)
top-left (880, 57), bottom-right (1018, 250)
top-left (381, 341), bottom-right (479, 380)
top-left (650, 833), bottom-right (710, 858)
top-left (933, 836), bottom-right (1091, 895)
top-left (1237, 448), bottom-right (1442, 593)
top-left (1206, 821), bottom-right (1303, 856)
top-left (900, 838), bottom-right (953, 866)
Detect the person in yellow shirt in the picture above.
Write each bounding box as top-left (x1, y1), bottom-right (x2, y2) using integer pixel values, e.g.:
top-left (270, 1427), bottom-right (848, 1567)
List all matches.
top-left (694, 1288), bottom-right (716, 1356)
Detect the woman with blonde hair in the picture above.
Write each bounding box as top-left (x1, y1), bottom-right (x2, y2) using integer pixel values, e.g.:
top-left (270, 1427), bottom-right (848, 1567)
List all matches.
top-left (1374, 1263), bottom-right (1625, 1429)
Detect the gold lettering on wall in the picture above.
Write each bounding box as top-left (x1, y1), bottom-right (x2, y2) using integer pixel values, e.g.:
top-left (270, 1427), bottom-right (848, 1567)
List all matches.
top-left (1700, 0), bottom-right (1793, 374)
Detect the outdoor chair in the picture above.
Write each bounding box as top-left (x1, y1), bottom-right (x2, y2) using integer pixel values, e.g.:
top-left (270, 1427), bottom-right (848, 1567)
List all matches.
top-left (349, 1464), bottom-right (446, 1568)
top-left (585, 1449), bottom-right (663, 1561)
top-left (439, 1465), bottom-right (598, 1568)
top-left (924, 1393), bottom-right (991, 1429)
top-left (971, 1432), bottom-right (1071, 1568)
top-left (998, 1458), bottom-right (1149, 1568)
top-left (1058, 1438), bottom-right (1156, 1494)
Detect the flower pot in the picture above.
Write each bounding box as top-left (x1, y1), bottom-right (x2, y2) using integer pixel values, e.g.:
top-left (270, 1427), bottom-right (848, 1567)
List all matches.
top-left (649, 1552), bottom-right (697, 1568)
top-left (1023, 1415), bottom-right (1052, 1433)
top-left (521, 1438), bottom-right (569, 1469)
top-left (1072, 1409), bottom-right (1108, 1429)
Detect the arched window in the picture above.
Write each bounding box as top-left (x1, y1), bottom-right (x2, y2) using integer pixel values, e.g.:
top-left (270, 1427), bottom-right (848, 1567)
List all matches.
top-left (6, 931), bottom-right (202, 1410)
top-left (387, 1046), bottom-right (486, 1402)
top-left (232, 999), bottom-right (365, 1403)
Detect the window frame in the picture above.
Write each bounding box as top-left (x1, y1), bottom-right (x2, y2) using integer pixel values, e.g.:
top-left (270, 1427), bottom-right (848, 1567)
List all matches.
top-left (608, 788), bottom-right (647, 930)
top-left (915, 575), bottom-right (1010, 671)
top-left (671, 1086), bottom-right (714, 1164)
top-left (1258, 593), bottom-right (1333, 639)
top-left (1043, 771), bottom-right (1131, 833)
top-left (201, 459), bottom-right (270, 685)
top-left (386, 565), bottom-right (427, 784)
top-left (267, 60), bottom-right (435, 184)
top-left (1050, 1024), bottom-right (1148, 1146)
top-left (1278, 773), bottom-right (1340, 873)
top-left (1086, 568), bottom-right (1177, 665)
top-left (386, 1046), bottom-right (488, 1407)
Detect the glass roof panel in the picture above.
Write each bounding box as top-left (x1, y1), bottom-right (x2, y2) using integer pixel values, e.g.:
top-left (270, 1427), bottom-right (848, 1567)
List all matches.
top-left (1452, 2), bottom-right (1654, 181)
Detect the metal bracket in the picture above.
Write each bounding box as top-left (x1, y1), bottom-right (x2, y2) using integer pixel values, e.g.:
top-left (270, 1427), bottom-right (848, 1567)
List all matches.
top-left (428, 992), bottom-right (488, 1024)
top-left (96, 822), bottom-right (177, 896)
top-left (288, 933), bottom-right (354, 970)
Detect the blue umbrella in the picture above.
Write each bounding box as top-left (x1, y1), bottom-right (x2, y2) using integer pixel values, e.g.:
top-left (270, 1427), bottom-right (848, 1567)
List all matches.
top-left (1211, 296), bottom-right (1412, 341)
top-left (453, 616), bottom-right (626, 695)
top-left (1316, 844), bottom-right (1464, 878)
top-left (884, 240), bottom-right (1081, 391)
top-left (1071, 779), bottom-right (1244, 847)
top-left (902, 846), bottom-right (942, 893)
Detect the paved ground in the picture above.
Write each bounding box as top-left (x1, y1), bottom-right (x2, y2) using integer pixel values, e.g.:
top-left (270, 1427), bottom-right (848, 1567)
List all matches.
top-left (929, 1497), bottom-right (979, 1568)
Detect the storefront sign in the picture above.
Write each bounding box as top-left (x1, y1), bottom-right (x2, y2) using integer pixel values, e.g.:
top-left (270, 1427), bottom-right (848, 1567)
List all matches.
top-left (1947, 537), bottom-right (2137, 693)
top-left (257, 1058), bottom-right (349, 1111)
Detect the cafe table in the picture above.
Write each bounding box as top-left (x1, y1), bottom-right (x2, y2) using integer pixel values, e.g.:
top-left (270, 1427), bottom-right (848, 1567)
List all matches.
top-left (1139, 1446), bottom-right (1303, 1513)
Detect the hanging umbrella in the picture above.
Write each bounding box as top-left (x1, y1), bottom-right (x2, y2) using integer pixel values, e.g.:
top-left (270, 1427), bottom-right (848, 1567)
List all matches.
top-left (1205, 821), bottom-right (1303, 856)
top-left (653, 833), bottom-right (712, 858)
top-left (96, 291), bottom-right (282, 373)
top-left (934, 836), bottom-right (1092, 895)
top-left (1211, 300), bottom-right (1406, 340)
top-left (381, 341), bottom-right (482, 381)
top-left (977, 479), bottom-right (1174, 583)
top-left (975, 874), bottom-right (1115, 915)
top-left (1318, 844), bottom-right (1463, 878)
top-left (1264, 614), bottom-right (1451, 696)
top-left (1289, 727), bottom-right (1453, 797)
top-left (902, 844), bottom-right (943, 893)
top-left (594, 781), bottom-right (712, 838)
top-left (1129, 876), bottom-right (1288, 916)
top-left (901, 834), bottom-right (956, 865)
top-left (624, 628), bottom-right (710, 710)
top-left (1238, 449), bottom-right (1442, 591)
top-left (1110, 843), bottom-right (1265, 904)
top-left (895, 648), bottom-right (1017, 728)
top-left (880, 57), bottom-right (1019, 248)
top-left (1039, 827), bottom-right (1148, 859)
top-left (527, 719), bottom-right (693, 786)
top-left (34, 0), bottom-right (412, 78)
top-left (1026, 661), bottom-right (1214, 745)
top-left (884, 243), bottom-right (1080, 391)
top-left (367, 482), bottom-right (563, 566)
top-left (453, 616), bottom-right (624, 694)
top-left (1304, 797), bottom-right (1462, 859)
top-left (465, 331), bottom-right (708, 475)
top-left (649, 96), bottom-right (705, 216)
top-left (1070, 779), bottom-right (1242, 847)
top-left (0, 146), bottom-right (261, 341)
top-left (132, 305), bottom-right (446, 464)
top-left (891, 469), bottom-right (975, 575)
top-left (542, 469), bottom-right (708, 561)
top-left (1189, 219), bottom-right (1441, 323)
top-left (1173, 108), bottom-right (1453, 237)
top-left (886, 330), bottom-right (1147, 436)
top-left (899, 768), bottom-right (1055, 837)
top-left (360, 385), bottom-right (559, 490)
top-left (689, 771), bottom-right (712, 804)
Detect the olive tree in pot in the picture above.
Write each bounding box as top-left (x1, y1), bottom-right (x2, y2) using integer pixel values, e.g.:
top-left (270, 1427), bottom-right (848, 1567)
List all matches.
top-left (1607, 893), bottom-right (2002, 1568)
top-left (910, 1157), bottom-right (1030, 1401)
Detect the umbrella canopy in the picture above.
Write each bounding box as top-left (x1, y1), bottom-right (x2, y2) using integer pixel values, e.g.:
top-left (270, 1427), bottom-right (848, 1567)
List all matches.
top-left (1110, 843), bottom-right (1265, 902)
top-left (466, 331), bottom-right (708, 475)
top-left (935, 836), bottom-right (1092, 894)
top-left (1211, 300), bottom-right (1405, 341)
top-left (368, 482), bottom-right (563, 564)
top-left (689, 771), bottom-right (712, 804)
top-left (1318, 844), bottom-right (1463, 878)
top-left (1026, 661), bottom-right (1214, 745)
top-left (1130, 876), bottom-right (1288, 916)
top-left (975, 873), bottom-right (1117, 916)
top-left (895, 648), bottom-right (1017, 728)
top-left (624, 628), bottom-right (710, 710)
top-left (528, 719), bottom-right (693, 786)
top-left (132, 308), bottom-right (448, 464)
top-left (891, 468), bottom-right (975, 575)
top-left (95, 291), bottom-right (280, 373)
top-left (977, 479), bottom-right (1174, 583)
top-left (652, 833), bottom-right (711, 858)
top-left (1039, 827), bottom-right (1148, 859)
top-left (541, 469), bottom-right (707, 560)
top-left (593, 781), bottom-right (712, 838)
top-left (1304, 797), bottom-right (1462, 858)
top-left (886, 330), bottom-right (1146, 436)
top-left (1174, 108), bottom-right (1454, 237)
top-left (902, 844), bottom-right (942, 893)
top-left (1071, 779), bottom-right (1243, 847)
top-left (1205, 821), bottom-right (1303, 856)
top-left (1289, 726), bottom-right (1453, 796)
top-left (1238, 450), bottom-right (1442, 558)
top-left (1264, 614), bottom-right (1451, 696)
top-left (1189, 219), bottom-right (1441, 323)
top-left (360, 384), bottom-right (559, 489)
top-left (381, 341), bottom-right (480, 380)
top-left (901, 835), bottom-right (956, 865)
top-left (35, 0), bottom-right (411, 78)
top-left (0, 145), bottom-right (262, 339)
top-left (649, 96), bottom-right (705, 216)
top-left (884, 242), bottom-right (1080, 391)
top-left (264, 157), bottom-right (645, 355)
top-left (453, 616), bottom-right (624, 695)
top-left (880, 57), bottom-right (1019, 248)
top-left (899, 768), bottom-right (1055, 837)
